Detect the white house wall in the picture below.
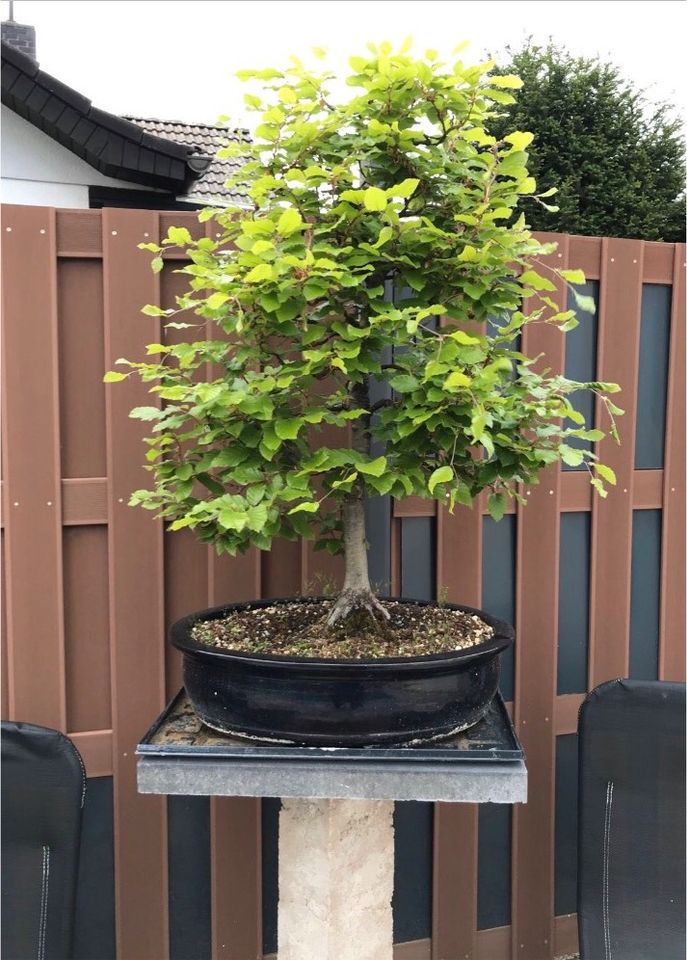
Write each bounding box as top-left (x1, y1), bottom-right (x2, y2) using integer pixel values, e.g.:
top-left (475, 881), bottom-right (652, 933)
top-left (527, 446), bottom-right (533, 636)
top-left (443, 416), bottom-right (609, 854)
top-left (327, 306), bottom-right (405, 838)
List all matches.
top-left (1, 105), bottom-right (165, 207)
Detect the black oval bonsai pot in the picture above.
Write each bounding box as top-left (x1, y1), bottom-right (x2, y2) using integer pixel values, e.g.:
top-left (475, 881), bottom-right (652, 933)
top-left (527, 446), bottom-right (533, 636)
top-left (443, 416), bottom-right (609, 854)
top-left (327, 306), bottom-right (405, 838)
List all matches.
top-left (170, 597), bottom-right (514, 747)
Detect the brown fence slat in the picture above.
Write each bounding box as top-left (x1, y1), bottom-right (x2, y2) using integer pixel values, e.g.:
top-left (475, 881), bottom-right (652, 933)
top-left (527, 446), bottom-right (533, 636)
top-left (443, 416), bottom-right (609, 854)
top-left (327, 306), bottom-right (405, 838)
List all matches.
top-left (659, 244), bottom-right (686, 681)
top-left (209, 550), bottom-right (263, 960)
top-left (511, 233), bottom-right (569, 960)
top-left (70, 729), bottom-right (113, 778)
top-left (589, 238), bottom-right (643, 687)
top-left (1, 205), bottom-right (66, 729)
top-left (433, 503), bottom-right (482, 959)
top-left (103, 208), bottom-right (169, 960)
top-left (567, 236), bottom-right (602, 281)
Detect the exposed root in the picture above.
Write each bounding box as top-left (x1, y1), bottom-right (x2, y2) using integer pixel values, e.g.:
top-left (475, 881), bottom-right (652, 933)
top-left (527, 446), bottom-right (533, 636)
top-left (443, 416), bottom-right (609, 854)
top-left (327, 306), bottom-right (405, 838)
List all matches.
top-left (326, 589), bottom-right (391, 631)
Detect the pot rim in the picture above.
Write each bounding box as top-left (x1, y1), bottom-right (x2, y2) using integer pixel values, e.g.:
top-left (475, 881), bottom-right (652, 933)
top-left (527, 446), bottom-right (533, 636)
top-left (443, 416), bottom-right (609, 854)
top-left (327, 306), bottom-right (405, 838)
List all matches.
top-left (170, 595), bottom-right (514, 668)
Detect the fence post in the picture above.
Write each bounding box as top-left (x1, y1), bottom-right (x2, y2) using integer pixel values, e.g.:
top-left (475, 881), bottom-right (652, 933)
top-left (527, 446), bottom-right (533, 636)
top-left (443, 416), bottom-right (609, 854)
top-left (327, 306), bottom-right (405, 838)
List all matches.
top-left (103, 208), bottom-right (169, 960)
top-left (659, 244), bottom-right (686, 680)
top-left (1, 205), bottom-right (66, 730)
top-left (511, 233), bottom-right (569, 960)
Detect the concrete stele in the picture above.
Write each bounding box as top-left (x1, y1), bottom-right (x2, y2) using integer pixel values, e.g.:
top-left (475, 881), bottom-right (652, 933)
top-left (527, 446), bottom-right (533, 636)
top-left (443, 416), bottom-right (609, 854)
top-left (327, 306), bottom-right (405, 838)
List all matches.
top-left (278, 798), bottom-right (394, 960)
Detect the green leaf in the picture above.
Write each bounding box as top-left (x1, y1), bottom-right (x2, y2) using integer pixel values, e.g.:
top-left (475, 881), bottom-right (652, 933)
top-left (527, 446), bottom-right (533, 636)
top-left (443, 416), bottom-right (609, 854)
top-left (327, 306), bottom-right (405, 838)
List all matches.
top-left (278, 85), bottom-right (297, 104)
top-left (169, 516), bottom-right (195, 531)
top-left (449, 330), bottom-right (481, 345)
top-left (559, 269), bottom-right (586, 284)
top-left (277, 208), bottom-right (303, 235)
top-left (218, 509), bottom-right (248, 531)
top-left (489, 74), bottom-right (523, 89)
top-left (443, 370), bottom-right (471, 389)
top-left (206, 291), bottom-right (230, 310)
top-left (487, 492), bottom-right (506, 521)
top-left (288, 501), bottom-right (319, 514)
top-left (471, 412), bottom-right (487, 441)
top-left (246, 504), bottom-right (268, 530)
top-left (590, 477), bottom-right (608, 499)
top-left (571, 288), bottom-right (596, 314)
top-left (388, 178), bottom-right (419, 199)
top-left (428, 465), bottom-right (453, 494)
top-left (141, 304), bottom-right (170, 317)
top-left (103, 371), bottom-right (129, 383)
top-left (374, 226), bottom-right (393, 248)
top-left (245, 263), bottom-right (274, 283)
top-left (594, 463), bottom-right (617, 485)
top-left (363, 187), bottom-right (387, 211)
top-left (151, 257), bottom-right (163, 274)
top-left (167, 226), bottom-right (192, 245)
top-left (520, 269), bottom-right (556, 292)
top-left (504, 131), bottom-right (534, 151)
top-left (357, 456), bottom-right (387, 477)
top-left (275, 418), bottom-right (302, 440)
top-left (389, 374), bottom-right (419, 393)
top-left (560, 445), bottom-right (585, 467)
top-left (129, 406), bottom-right (162, 421)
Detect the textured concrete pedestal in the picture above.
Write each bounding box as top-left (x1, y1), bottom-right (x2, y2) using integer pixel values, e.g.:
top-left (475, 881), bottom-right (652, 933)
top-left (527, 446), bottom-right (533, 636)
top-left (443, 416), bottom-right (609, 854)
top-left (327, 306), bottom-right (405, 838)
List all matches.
top-left (278, 798), bottom-right (394, 960)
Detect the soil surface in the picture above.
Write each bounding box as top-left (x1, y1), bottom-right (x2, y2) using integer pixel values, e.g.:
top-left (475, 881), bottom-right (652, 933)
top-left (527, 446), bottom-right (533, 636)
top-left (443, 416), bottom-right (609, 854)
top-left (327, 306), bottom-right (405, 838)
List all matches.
top-left (191, 599), bottom-right (495, 659)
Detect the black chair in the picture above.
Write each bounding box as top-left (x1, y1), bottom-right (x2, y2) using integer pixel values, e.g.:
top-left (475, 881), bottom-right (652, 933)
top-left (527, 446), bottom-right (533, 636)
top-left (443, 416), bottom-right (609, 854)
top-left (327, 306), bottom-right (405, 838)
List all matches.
top-left (578, 679), bottom-right (686, 960)
top-left (1, 721), bottom-right (86, 960)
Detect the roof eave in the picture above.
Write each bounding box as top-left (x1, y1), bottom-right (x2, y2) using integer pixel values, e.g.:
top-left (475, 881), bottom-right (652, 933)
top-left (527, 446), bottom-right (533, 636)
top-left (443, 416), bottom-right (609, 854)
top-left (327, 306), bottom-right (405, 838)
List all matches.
top-left (1, 40), bottom-right (205, 193)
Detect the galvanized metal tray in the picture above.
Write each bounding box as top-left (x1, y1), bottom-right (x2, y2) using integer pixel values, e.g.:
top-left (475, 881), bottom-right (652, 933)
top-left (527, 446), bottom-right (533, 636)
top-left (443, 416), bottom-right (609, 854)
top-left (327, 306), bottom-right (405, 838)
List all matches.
top-left (138, 689), bottom-right (524, 763)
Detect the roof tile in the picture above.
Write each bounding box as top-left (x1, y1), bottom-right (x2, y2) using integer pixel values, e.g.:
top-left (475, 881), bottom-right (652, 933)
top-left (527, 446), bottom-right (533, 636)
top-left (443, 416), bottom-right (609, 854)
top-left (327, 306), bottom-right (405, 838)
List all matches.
top-left (124, 115), bottom-right (249, 205)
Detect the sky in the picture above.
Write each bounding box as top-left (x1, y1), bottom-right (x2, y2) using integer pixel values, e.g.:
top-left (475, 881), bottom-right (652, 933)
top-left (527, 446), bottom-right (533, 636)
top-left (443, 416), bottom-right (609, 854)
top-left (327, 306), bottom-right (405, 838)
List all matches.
top-left (3, 0), bottom-right (686, 129)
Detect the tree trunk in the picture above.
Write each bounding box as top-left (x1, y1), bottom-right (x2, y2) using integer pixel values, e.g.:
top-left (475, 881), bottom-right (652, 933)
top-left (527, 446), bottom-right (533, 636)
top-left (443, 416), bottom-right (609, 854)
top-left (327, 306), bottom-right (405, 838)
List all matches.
top-left (326, 379), bottom-right (390, 628)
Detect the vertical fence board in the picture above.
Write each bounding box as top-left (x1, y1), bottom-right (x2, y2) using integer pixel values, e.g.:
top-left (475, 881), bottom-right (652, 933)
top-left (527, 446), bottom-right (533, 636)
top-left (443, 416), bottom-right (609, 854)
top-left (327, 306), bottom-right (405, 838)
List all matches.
top-left (1, 205), bottom-right (66, 729)
top-left (196, 214), bottom-right (265, 959)
top-left (660, 245), bottom-right (686, 680)
top-left (589, 239), bottom-right (643, 686)
top-left (511, 234), bottom-right (568, 960)
top-left (103, 208), bottom-right (169, 959)
top-left (433, 504), bottom-right (482, 959)
top-left (209, 550), bottom-right (263, 960)
top-left (161, 260), bottom-right (213, 699)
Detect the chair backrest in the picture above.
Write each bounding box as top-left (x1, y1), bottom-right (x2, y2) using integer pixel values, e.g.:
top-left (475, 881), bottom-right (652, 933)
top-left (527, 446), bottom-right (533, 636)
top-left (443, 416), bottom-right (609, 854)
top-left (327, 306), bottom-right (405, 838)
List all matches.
top-left (578, 679), bottom-right (686, 960)
top-left (1, 721), bottom-right (86, 960)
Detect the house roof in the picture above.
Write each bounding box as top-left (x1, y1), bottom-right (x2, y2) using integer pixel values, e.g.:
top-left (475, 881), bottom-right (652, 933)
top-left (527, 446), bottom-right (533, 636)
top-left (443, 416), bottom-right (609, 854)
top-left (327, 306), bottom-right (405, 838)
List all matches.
top-left (1, 40), bottom-right (213, 195)
top-left (123, 116), bottom-right (248, 206)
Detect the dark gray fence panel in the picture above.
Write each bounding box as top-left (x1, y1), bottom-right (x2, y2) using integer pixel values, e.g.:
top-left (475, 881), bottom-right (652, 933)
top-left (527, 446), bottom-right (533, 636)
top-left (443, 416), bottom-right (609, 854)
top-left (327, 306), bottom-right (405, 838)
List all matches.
top-left (482, 515), bottom-right (516, 701)
top-left (557, 513), bottom-right (591, 695)
top-left (630, 510), bottom-right (662, 680)
top-left (477, 805), bottom-right (512, 929)
top-left (636, 285), bottom-right (671, 469)
top-left (554, 734), bottom-right (579, 917)
top-left (168, 796), bottom-right (211, 960)
top-left (73, 777), bottom-right (116, 960)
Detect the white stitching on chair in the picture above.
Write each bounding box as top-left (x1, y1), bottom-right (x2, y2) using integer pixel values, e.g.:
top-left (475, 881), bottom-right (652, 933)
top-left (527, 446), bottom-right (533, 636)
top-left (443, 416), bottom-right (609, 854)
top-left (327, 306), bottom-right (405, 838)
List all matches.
top-left (37, 845), bottom-right (50, 960)
top-left (602, 781), bottom-right (614, 960)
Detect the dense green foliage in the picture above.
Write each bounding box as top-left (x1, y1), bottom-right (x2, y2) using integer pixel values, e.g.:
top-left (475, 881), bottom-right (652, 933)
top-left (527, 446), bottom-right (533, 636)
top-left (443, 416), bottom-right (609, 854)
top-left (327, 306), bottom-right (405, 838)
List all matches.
top-left (107, 42), bottom-right (620, 560)
top-left (490, 40), bottom-right (686, 241)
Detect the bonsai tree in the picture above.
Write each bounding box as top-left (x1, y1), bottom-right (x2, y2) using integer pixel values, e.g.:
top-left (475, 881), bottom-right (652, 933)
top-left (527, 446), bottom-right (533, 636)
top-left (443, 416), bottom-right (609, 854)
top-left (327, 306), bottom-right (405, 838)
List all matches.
top-left (106, 42), bottom-right (620, 630)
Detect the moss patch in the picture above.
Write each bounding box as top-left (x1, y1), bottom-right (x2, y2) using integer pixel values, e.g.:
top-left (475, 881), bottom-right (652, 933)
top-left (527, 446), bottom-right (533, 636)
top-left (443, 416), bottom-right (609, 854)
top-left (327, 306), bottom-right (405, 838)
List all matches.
top-left (191, 599), bottom-right (494, 659)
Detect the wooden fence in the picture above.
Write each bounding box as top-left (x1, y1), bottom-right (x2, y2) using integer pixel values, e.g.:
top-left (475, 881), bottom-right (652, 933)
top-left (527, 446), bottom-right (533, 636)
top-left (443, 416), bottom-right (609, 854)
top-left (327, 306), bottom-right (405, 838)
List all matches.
top-left (1, 205), bottom-right (684, 960)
